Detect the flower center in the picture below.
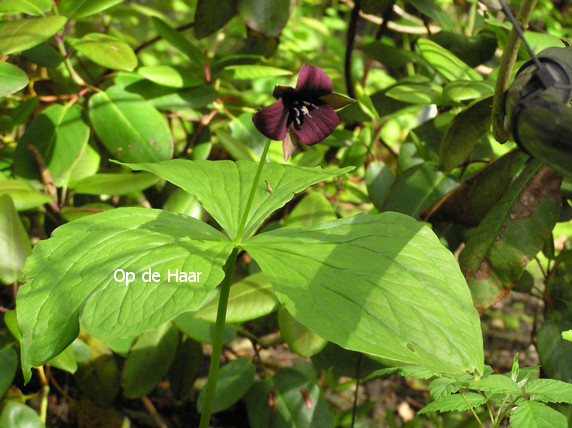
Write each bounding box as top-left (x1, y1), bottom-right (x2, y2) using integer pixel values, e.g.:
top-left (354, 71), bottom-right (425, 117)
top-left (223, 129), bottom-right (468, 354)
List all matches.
top-left (291, 100), bottom-right (318, 128)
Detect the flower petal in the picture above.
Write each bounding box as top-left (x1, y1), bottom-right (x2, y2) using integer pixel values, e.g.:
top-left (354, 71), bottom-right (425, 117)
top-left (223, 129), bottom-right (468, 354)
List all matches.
top-left (252, 98), bottom-right (289, 141)
top-left (292, 104), bottom-right (339, 146)
top-left (295, 65), bottom-right (333, 96)
top-left (282, 130), bottom-right (299, 161)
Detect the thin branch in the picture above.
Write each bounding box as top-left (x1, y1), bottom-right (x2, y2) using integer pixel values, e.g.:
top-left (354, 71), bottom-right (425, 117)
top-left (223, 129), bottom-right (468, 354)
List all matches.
top-left (492, 0), bottom-right (537, 142)
top-left (345, 0), bottom-right (362, 98)
top-left (350, 354), bottom-right (364, 428)
top-left (134, 21), bottom-right (194, 54)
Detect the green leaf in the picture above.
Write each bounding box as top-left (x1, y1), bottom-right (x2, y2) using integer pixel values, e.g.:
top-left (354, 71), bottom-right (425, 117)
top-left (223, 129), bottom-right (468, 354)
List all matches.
top-left (0, 17), bottom-right (67, 55)
top-left (174, 314), bottom-right (237, 344)
top-left (237, 0), bottom-right (292, 37)
top-left (460, 161), bottom-right (562, 310)
top-left (14, 104), bottom-right (90, 187)
top-left (122, 323), bottom-right (178, 398)
top-left (0, 0), bottom-right (52, 16)
top-left (361, 41), bottom-right (420, 72)
top-left (443, 80), bottom-right (495, 102)
top-left (246, 368), bottom-right (334, 428)
top-left (74, 354), bottom-right (120, 406)
top-left (319, 92), bottom-right (356, 110)
top-left (509, 401), bottom-right (568, 428)
top-left (355, 84), bottom-right (380, 121)
top-left (198, 358), bottom-right (255, 414)
top-left (194, 272), bottom-right (278, 323)
top-left (70, 172), bottom-right (158, 195)
top-left (418, 392), bottom-right (487, 414)
top-left (168, 337), bottom-right (202, 400)
top-left (365, 161), bottom-right (395, 211)
top-left (430, 31), bottom-right (497, 68)
top-left (17, 208), bottom-right (233, 382)
top-left (89, 86), bottom-right (173, 163)
top-left (58, 0), bottom-right (124, 18)
top-left (0, 347), bottom-right (17, 398)
top-left (68, 33), bottom-right (137, 71)
top-left (4, 310), bottom-right (20, 340)
top-left (151, 17), bottom-right (204, 66)
top-left (286, 192), bottom-right (336, 228)
top-left (563, 330), bottom-right (572, 343)
top-left (382, 162), bottom-right (457, 219)
top-left (48, 343), bottom-right (77, 374)
top-left (219, 65), bottom-right (292, 80)
top-left (214, 129), bottom-right (258, 161)
top-left (467, 374), bottom-right (521, 394)
top-left (0, 402), bottom-right (44, 428)
top-left (0, 62), bottom-right (28, 97)
top-left (194, 0), bottom-right (237, 39)
top-left (0, 179), bottom-right (52, 211)
top-left (428, 377), bottom-right (464, 401)
top-left (244, 212), bottom-right (484, 377)
top-left (439, 96), bottom-right (493, 172)
top-left (163, 190), bottom-right (205, 220)
top-left (138, 65), bottom-right (202, 88)
top-left (537, 319), bottom-right (572, 383)
top-left (278, 307), bottom-right (327, 358)
top-left (0, 195), bottom-right (32, 285)
top-left (417, 39), bottom-right (482, 82)
top-left (386, 83), bottom-right (442, 105)
top-left (119, 159), bottom-right (352, 240)
top-left (125, 80), bottom-right (217, 111)
top-left (526, 379), bottom-right (572, 404)
top-left (408, 0), bottom-right (453, 30)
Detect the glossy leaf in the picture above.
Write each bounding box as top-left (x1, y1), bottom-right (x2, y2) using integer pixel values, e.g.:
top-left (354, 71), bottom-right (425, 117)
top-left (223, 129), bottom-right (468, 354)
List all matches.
top-left (220, 65), bottom-right (292, 80)
top-left (194, 0), bottom-right (237, 39)
top-left (122, 323), bottom-right (178, 398)
top-left (89, 86), bottom-right (173, 163)
top-left (197, 358), bottom-right (255, 414)
top-left (70, 173), bottom-right (158, 195)
top-left (417, 39), bottom-right (482, 82)
top-left (443, 80), bottom-right (495, 102)
top-left (14, 104), bottom-right (90, 186)
top-left (119, 159), bottom-right (352, 240)
top-left (59, 0), bottom-right (124, 18)
top-left (278, 307), bottom-right (327, 357)
top-left (244, 212), bottom-right (484, 377)
top-left (0, 179), bottom-right (52, 211)
top-left (194, 272), bottom-right (278, 323)
top-left (0, 17), bottom-right (67, 55)
top-left (237, 0), bottom-right (291, 37)
top-left (48, 343), bottom-right (78, 374)
top-left (286, 192), bottom-right (336, 227)
top-left (382, 162), bottom-right (457, 219)
top-left (17, 208), bottom-right (233, 382)
top-left (460, 161), bottom-right (562, 310)
top-left (386, 83), bottom-right (442, 105)
top-left (0, 402), bottom-right (44, 428)
top-left (138, 65), bottom-right (202, 88)
top-left (439, 96), bottom-right (493, 172)
top-left (509, 401), bottom-right (568, 428)
top-left (0, 195), bottom-right (32, 285)
top-left (0, 0), bottom-right (51, 16)
top-left (68, 34), bottom-right (137, 71)
top-left (430, 31), bottom-right (497, 67)
top-left (0, 62), bottom-right (28, 97)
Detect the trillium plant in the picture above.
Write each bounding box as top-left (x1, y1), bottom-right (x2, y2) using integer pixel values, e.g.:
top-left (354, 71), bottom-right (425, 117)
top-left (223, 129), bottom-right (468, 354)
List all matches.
top-left (15, 64), bottom-right (486, 427)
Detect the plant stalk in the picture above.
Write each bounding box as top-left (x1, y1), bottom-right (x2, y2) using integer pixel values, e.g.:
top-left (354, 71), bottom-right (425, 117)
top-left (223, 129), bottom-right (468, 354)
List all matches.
top-left (199, 139), bottom-right (272, 428)
top-left (492, 0), bottom-right (537, 142)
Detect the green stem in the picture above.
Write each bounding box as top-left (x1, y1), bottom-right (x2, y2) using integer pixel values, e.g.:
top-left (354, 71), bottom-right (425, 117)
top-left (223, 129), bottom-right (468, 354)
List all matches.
top-left (199, 140), bottom-right (272, 428)
top-left (233, 139), bottom-right (272, 243)
top-left (198, 248), bottom-right (238, 428)
top-left (460, 391), bottom-right (483, 428)
top-left (492, 0), bottom-right (537, 143)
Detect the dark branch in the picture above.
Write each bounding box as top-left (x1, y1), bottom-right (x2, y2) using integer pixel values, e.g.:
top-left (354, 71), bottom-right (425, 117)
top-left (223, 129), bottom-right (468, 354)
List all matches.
top-left (345, 0), bottom-right (362, 98)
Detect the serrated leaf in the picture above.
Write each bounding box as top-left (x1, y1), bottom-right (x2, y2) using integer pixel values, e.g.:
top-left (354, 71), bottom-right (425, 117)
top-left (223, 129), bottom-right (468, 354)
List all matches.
top-left (17, 208), bottom-right (233, 382)
top-left (198, 358), bottom-right (255, 414)
top-left (0, 62), bottom-right (28, 97)
top-left (526, 379), bottom-right (572, 404)
top-left (0, 17), bottom-right (67, 55)
top-left (417, 39), bottom-right (482, 82)
top-left (122, 323), bottom-right (178, 398)
top-left (58, 0), bottom-right (124, 18)
top-left (89, 86), bottom-right (173, 163)
top-left (0, 195), bottom-right (32, 285)
top-left (429, 377), bottom-right (463, 401)
top-left (119, 159), bottom-right (352, 240)
top-left (467, 374), bottom-right (521, 394)
top-left (418, 392), bottom-right (486, 414)
top-left (14, 104), bottom-right (90, 187)
top-left (244, 212), bottom-right (484, 377)
top-left (195, 272), bottom-right (278, 323)
top-left (439, 96), bottom-right (492, 172)
top-left (68, 33), bottom-right (137, 71)
top-left (509, 401), bottom-right (567, 428)
top-left (460, 161), bottom-right (562, 310)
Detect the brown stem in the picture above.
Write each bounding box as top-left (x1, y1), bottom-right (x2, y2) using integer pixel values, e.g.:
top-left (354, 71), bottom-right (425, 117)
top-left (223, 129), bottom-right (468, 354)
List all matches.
top-left (345, 0), bottom-right (362, 98)
top-left (184, 108), bottom-right (218, 154)
top-left (27, 145), bottom-right (60, 213)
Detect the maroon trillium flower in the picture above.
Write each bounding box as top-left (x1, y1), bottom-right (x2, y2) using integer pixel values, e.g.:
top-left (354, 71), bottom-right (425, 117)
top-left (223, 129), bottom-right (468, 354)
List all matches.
top-left (253, 65), bottom-right (351, 160)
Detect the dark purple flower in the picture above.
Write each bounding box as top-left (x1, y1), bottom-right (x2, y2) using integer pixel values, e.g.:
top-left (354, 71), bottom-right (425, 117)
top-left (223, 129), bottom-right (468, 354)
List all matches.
top-left (253, 65), bottom-right (350, 160)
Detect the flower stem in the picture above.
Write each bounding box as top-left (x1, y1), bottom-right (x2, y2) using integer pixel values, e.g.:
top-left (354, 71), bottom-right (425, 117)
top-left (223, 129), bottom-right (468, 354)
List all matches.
top-left (492, 0), bottom-right (537, 143)
top-left (199, 140), bottom-right (271, 428)
top-left (234, 139), bottom-right (272, 243)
